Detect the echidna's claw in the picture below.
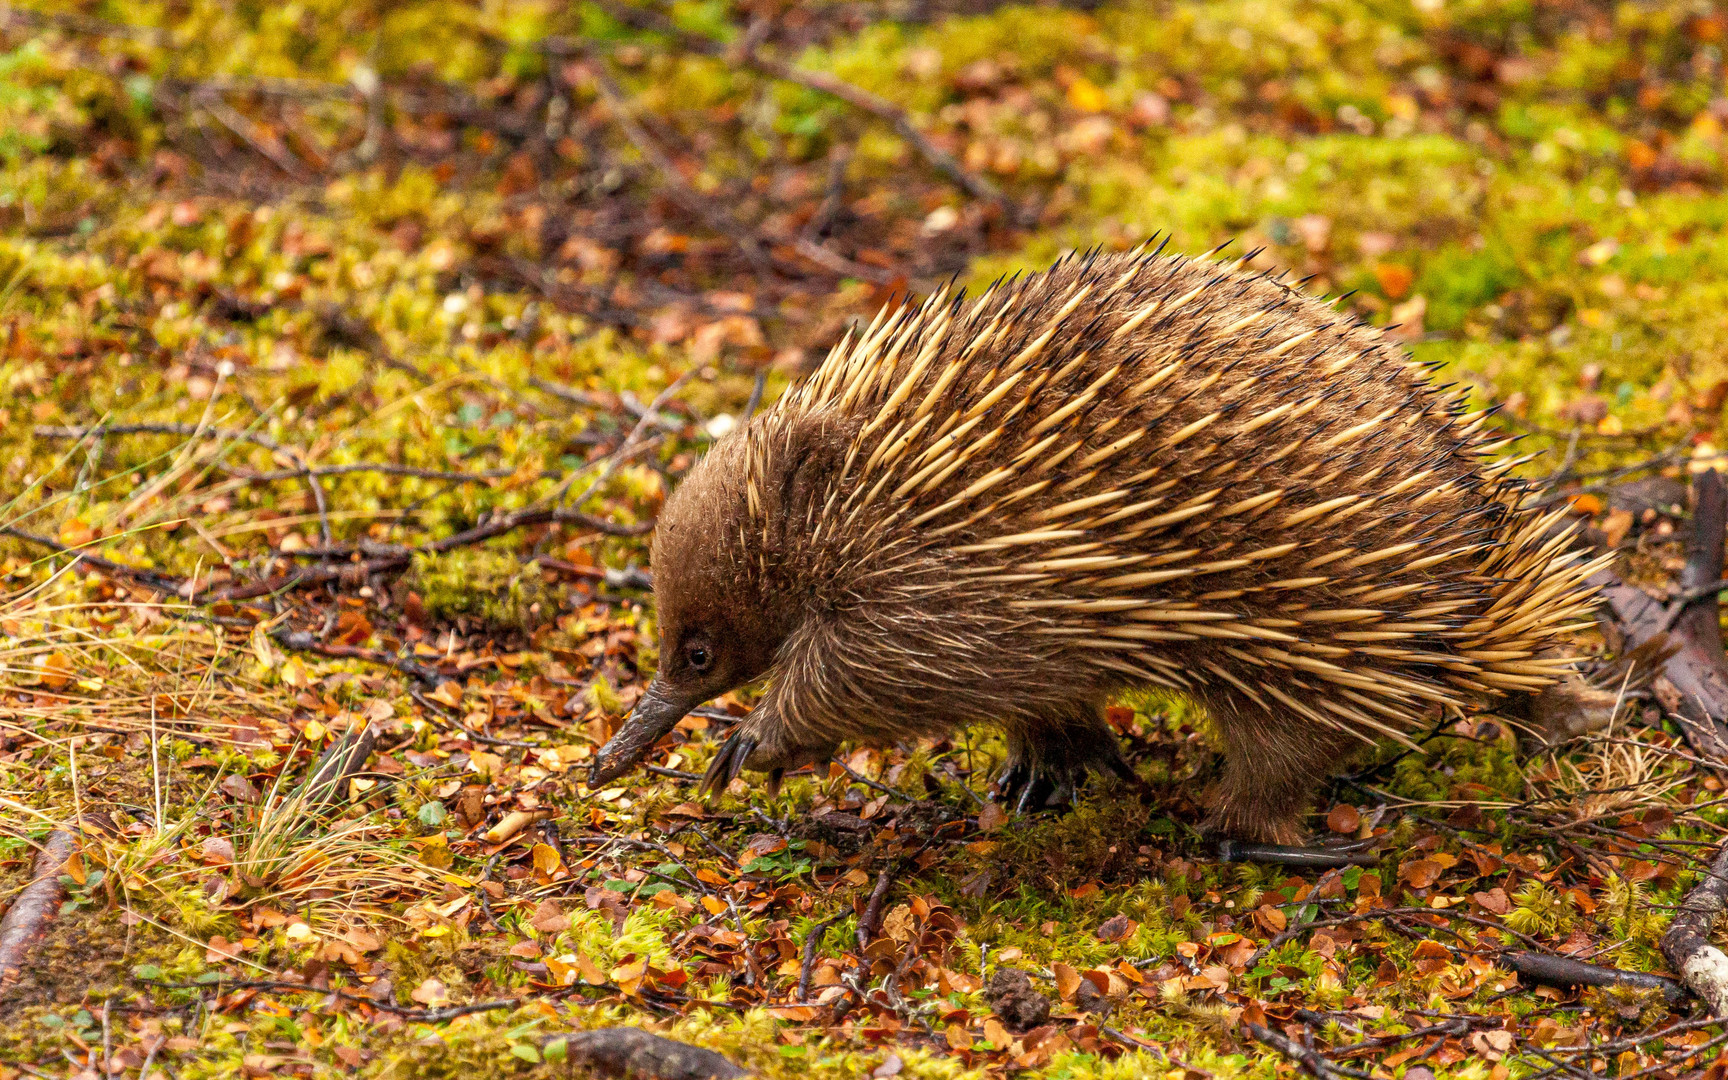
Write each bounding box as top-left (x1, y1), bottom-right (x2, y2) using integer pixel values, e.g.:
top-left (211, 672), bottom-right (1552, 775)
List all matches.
top-left (991, 760), bottom-right (1031, 808)
top-left (1012, 772), bottom-right (1060, 815)
top-left (700, 732), bottom-right (755, 804)
top-left (765, 766), bottom-right (785, 799)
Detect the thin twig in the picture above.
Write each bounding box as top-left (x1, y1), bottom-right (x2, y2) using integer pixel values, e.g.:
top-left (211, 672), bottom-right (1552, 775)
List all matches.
top-left (201, 504), bottom-right (652, 602)
top-left (214, 461), bottom-right (548, 484)
top-left (197, 91), bottom-right (313, 180)
top-left (0, 526), bottom-right (187, 594)
top-left (582, 54), bottom-right (773, 275)
top-left (798, 913), bottom-right (850, 1003)
top-left (856, 868), bottom-right (893, 953)
top-left (569, 5), bottom-right (1021, 222)
top-left (35, 423), bottom-right (283, 450)
top-left (1246, 1022), bottom-right (1374, 1080)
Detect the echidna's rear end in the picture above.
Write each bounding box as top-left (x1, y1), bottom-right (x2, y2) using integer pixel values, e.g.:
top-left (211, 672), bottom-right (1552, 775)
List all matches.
top-left (593, 246), bottom-right (1604, 843)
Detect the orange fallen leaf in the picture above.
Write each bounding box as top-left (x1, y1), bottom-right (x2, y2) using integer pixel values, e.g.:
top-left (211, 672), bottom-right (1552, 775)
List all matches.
top-left (1401, 858), bottom-right (1444, 889)
top-left (38, 652), bottom-right (74, 691)
top-left (531, 842), bottom-right (563, 877)
top-left (1326, 804), bottom-right (1360, 835)
top-left (427, 681), bottom-right (465, 708)
top-left (410, 977), bottom-right (448, 1006)
top-left (1053, 962), bottom-right (1081, 1002)
top-left (1373, 263), bottom-right (1415, 299)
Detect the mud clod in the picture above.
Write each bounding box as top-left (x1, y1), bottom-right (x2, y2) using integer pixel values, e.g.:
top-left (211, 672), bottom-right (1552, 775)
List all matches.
top-left (985, 967), bottom-right (1052, 1031)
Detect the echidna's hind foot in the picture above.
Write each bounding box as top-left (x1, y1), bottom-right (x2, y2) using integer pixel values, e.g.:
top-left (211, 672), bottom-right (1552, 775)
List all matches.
top-left (991, 716), bottom-right (1138, 816)
top-left (1198, 694), bottom-right (1365, 845)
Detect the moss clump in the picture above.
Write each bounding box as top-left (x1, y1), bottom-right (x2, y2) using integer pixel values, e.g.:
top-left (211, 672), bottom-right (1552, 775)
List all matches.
top-left (406, 549), bottom-right (557, 633)
top-left (992, 784), bottom-right (1160, 890)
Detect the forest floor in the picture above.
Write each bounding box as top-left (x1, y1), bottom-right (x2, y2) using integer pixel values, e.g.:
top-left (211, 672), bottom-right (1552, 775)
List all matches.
top-left (4, 1), bottom-right (1728, 1077)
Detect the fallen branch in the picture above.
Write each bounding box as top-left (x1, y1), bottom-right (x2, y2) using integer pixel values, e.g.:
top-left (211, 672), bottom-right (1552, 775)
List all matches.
top-left (303, 721), bottom-right (380, 813)
top-left (1501, 950), bottom-right (1686, 1004)
top-left (1217, 839), bottom-right (1380, 869)
top-left (1661, 842), bottom-right (1728, 1013)
top-left (1658, 577), bottom-right (1728, 635)
top-left (797, 913), bottom-right (851, 1003)
top-left (0, 525), bottom-right (188, 594)
top-left (215, 461), bottom-right (547, 485)
top-left (197, 90), bottom-right (314, 181)
top-left (537, 558), bottom-right (653, 591)
top-left (1245, 1021), bottom-right (1374, 1080)
top-left (563, 6), bottom-right (1023, 223)
top-left (793, 236), bottom-right (896, 285)
top-left (1242, 905), bottom-right (1547, 972)
top-left (582, 52), bottom-right (774, 276)
top-left (1324, 1017), bottom-right (1483, 1058)
top-left (0, 829), bottom-right (77, 990)
top-left (856, 867), bottom-right (893, 952)
top-left (1593, 469), bottom-right (1728, 758)
top-left (6, 501), bottom-right (650, 605)
top-left (204, 504), bottom-right (652, 601)
top-left (34, 423), bottom-right (282, 451)
top-left (551, 1028), bottom-right (748, 1080)
top-left (270, 627), bottom-right (448, 687)
top-left (143, 977), bottom-right (521, 1022)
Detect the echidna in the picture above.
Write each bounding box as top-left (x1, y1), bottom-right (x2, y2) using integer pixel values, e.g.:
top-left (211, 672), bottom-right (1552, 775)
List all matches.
top-left (589, 246), bottom-right (1603, 843)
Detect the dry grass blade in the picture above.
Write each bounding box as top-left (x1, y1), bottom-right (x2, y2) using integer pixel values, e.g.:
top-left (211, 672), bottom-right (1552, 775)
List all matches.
top-left (1531, 734), bottom-right (1692, 825)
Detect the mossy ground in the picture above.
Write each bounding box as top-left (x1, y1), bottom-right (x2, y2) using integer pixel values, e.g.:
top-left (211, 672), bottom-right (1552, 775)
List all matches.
top-left (3, 1), bottom-right (1728, 1078)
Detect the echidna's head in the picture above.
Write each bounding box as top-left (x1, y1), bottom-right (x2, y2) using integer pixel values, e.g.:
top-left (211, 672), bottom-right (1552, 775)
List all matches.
top-left (589, 423), bottom-right (822, 785)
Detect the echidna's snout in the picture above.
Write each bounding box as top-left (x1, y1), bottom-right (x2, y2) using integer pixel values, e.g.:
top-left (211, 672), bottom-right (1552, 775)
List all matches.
top-left (589, 677), bottom-right (703, 786)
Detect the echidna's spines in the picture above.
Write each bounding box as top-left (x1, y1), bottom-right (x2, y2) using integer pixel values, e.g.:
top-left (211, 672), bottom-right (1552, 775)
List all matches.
top-left (690, 249), bottom-right (1607, 766)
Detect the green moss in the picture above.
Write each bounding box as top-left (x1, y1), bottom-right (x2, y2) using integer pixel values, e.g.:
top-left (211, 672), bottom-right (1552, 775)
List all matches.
top-left (407, 549), bottom-right (558, 633)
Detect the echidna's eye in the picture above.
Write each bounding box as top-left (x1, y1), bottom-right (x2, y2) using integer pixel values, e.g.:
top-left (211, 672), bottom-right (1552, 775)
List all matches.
top-left (685, 642), bottom-right (713, 673)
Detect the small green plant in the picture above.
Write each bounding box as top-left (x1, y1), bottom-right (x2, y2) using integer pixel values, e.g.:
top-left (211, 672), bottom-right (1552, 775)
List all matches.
top-left (407, 548), bottom-right (558, 632)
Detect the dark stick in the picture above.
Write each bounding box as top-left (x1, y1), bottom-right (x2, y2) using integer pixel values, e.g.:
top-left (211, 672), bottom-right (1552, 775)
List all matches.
top-left (216, 461), bottom-right (540, 485)
top-left (202, 504), bottom-right (651, 602)
top-left (1661, 842), bottom-right (1728, 1012)
top-left (1217, 840), bottom-right (1380, 869)
top-left (856, 868), bottom-right (893, 953)
top-left (34, 423), bottom-right (282, 450)
top-left (0, 830), bottom-right (76, 989)
top-left (1658, 578), bottom-right (1728, 635)
top-left (1500, 950), bottom-right (1686, 1004)
top-left (583, 54), bottom-right (774, 276)
top-left (831, 756), bottom-right (906, 801)
top-left (742, 368), bottom-right (768, 423)
top-left (271, 627), bottom-right (447, 686)
top-left (142, 977), bottom-right (518, 1022)
top-left (0, 526), bottom-right (188, 595)
top-left (1593, 469), bottom-right (1728, 758)
top-left (1324, 1017), bottom-right (1479, 1057)
top-left (797, 914), bottom-right (850, 1003)
top-left (303, 722), bottom-right (380, 812)
top-left (1242, 905), bottom-right (1548, 972)
top-left (536, 558), bottom-right (653, 591)
top-left (567, 5), bottom-right (1021, 223)
top-left (3, 506), bottom-right (647, 606)
top-left (1245, 1022), bottom-right (1374, 1080)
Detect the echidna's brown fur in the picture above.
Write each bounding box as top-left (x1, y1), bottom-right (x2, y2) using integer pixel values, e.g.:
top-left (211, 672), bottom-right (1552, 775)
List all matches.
top-left (594, 247), bottom-right (1605, 843)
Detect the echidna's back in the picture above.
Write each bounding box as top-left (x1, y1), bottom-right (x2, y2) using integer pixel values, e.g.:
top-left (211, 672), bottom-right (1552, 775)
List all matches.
top-left (758, 249), bottom-right (1598, 742)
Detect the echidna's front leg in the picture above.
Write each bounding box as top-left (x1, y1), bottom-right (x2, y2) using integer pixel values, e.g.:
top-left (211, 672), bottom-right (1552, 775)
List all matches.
top-left (992, 712), bottom-right (1137, 814)
top-left (699, 701), bottom-right (835, 802)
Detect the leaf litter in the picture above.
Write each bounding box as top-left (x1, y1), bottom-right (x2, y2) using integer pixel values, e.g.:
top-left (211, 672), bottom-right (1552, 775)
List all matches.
top-left (4, 1), bottom-right (1728, 1078)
